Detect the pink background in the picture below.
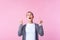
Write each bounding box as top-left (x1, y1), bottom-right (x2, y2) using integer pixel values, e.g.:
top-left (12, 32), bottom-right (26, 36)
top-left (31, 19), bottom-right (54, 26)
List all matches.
top-left (0, 0), bottom-right (60, 40)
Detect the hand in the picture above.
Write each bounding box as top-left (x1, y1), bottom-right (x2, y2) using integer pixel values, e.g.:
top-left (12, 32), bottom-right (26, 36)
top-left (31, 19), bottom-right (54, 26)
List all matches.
top-left (39, 20), bottom-right (43, 24)
top-left (19, 19), bottom-right (23, 24)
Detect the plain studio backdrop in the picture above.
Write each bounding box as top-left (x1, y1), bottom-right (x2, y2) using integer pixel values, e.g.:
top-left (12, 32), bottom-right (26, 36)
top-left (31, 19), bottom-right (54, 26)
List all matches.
top-left (0, 0), bottom-right (60, 40)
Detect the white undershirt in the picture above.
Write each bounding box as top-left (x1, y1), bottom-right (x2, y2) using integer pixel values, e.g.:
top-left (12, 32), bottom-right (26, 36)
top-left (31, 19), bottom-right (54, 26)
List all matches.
top-left (25, 23), bottom-right (35, 40)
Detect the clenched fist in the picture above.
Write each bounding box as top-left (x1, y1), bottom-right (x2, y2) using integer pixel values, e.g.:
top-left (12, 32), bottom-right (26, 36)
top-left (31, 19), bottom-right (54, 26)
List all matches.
top-left (38, 20), bottom-right (43, 24)
top-left (19, 19), bottom-right (23, 24)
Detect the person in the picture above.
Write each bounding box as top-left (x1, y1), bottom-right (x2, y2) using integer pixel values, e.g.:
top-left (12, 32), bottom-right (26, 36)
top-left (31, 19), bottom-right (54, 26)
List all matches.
top-left (18, 11), bottom-right (44, 40)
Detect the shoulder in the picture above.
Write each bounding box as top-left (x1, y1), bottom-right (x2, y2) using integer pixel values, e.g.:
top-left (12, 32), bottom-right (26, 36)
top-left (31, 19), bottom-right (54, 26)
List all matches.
top-left (35, 23), bottom-right (39, 26)
top-left (34, 23), bottom-right (43, 28)
top-left (22, 24), bottom-right (26, 27)
top-left (34, 23), bottom-right (39, 28)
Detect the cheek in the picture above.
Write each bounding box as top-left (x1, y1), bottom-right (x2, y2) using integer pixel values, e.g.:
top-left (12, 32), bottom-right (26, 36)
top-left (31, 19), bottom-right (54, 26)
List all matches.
top-left (31, 16), bottom-right (34, 18)
top-left (26, 16), bottom-right (29, 19)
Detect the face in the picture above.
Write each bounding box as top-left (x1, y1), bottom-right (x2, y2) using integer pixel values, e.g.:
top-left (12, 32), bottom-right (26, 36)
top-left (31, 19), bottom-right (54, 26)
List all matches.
top-left (26, 13), bottom-right (34, 22)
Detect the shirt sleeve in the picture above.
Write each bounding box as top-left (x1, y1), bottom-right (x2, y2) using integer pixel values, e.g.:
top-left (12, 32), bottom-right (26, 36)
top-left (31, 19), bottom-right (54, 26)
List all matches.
top-left (18, 24), bottom-right (23, 36)
top-left (37, 24), bottom-right (44, 36)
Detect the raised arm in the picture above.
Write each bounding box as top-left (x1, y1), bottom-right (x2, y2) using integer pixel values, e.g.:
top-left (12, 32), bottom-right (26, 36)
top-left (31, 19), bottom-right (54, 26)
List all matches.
top-left (38, 24), bottom-right (44, 36)
top-left (18, 19), bottom-right (23, 36)
top-left (38, 20), bottom-right (44, 36)
top-left (18, 24), bottom-right (23, 36)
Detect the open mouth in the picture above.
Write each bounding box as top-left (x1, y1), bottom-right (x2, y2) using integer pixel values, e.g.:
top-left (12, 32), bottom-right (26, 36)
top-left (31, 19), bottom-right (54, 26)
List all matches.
top-left (29, 17), bottom-right (31, 19)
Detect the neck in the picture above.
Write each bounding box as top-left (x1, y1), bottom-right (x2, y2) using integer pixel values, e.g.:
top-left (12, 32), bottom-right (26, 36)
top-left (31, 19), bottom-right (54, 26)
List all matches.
top-left (28, 21), bottom-right (33, 24)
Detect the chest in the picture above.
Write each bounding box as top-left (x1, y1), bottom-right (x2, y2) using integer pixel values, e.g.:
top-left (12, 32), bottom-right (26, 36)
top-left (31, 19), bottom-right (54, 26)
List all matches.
top-left (25, 24), bottom-right (35, 33)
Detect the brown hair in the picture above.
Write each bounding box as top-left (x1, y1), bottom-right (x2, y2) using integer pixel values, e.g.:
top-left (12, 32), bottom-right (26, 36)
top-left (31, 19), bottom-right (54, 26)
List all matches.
top-left (26, 11), bottom-right (34, 16)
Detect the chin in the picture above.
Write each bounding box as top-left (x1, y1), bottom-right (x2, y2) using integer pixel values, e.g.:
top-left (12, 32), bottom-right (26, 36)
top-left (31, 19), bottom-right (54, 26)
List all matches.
top-left (28, 19), bottom-right (32, 21)
top-left (29, 19), bottom-right (31, 21)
